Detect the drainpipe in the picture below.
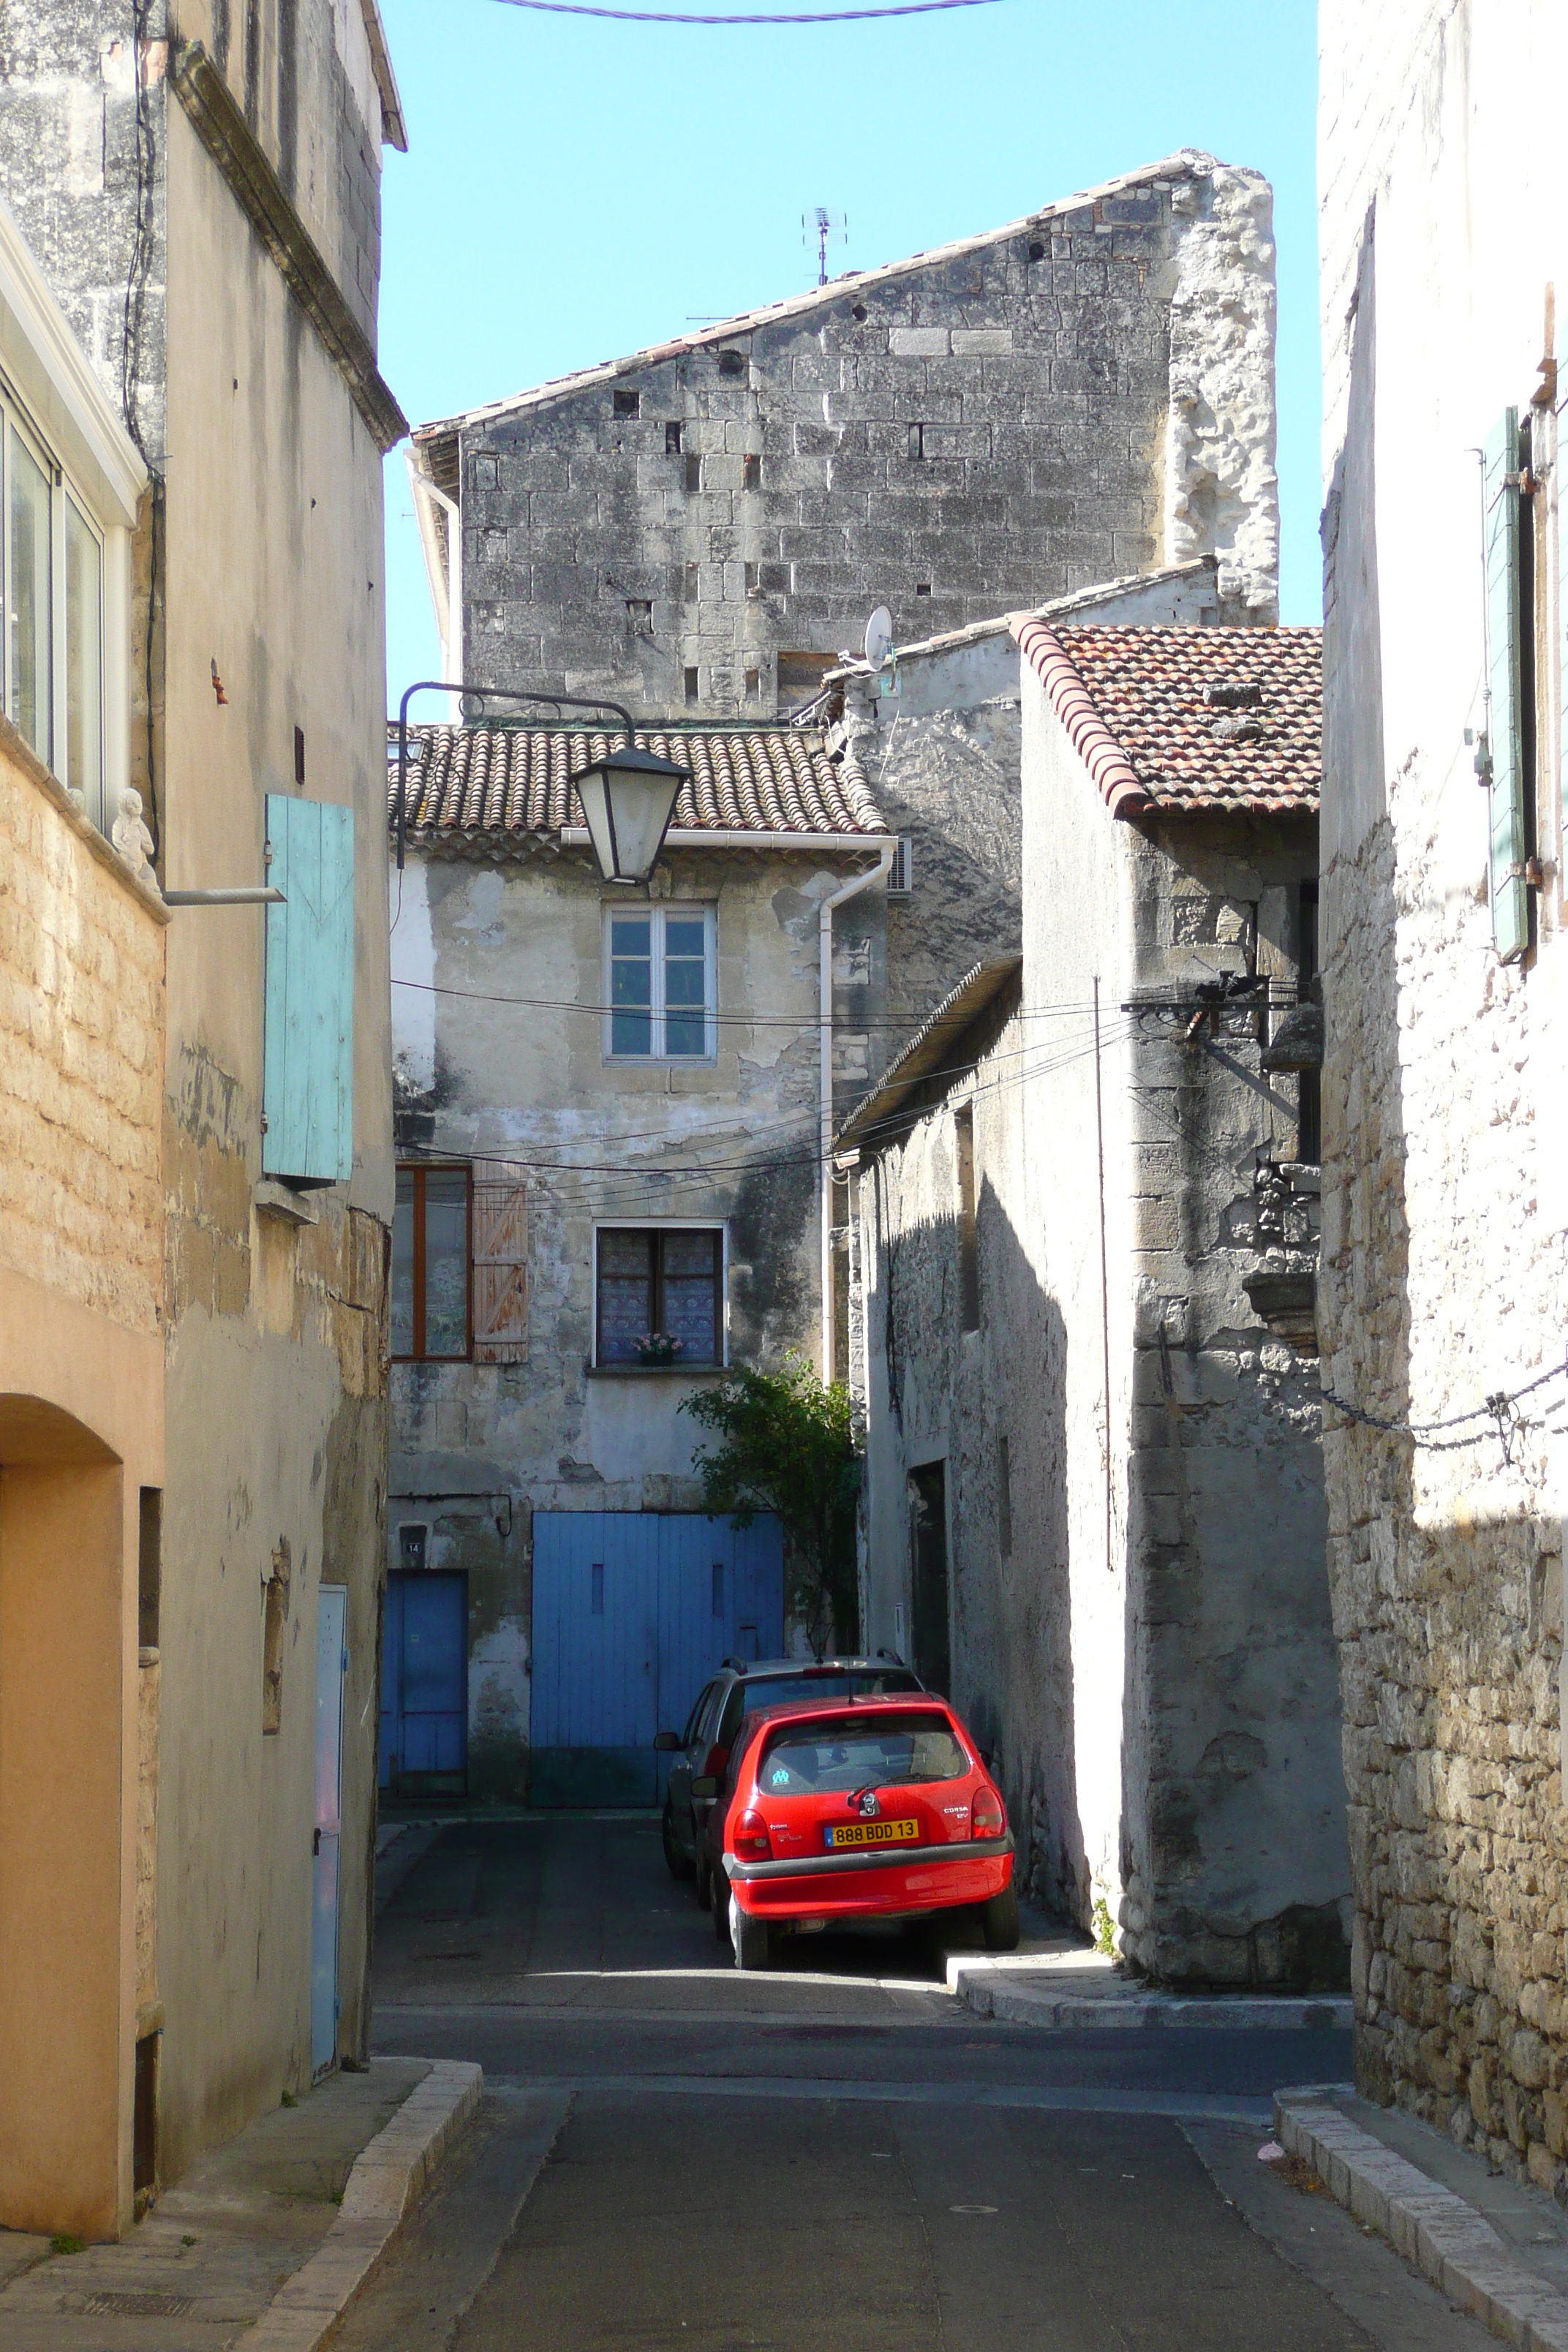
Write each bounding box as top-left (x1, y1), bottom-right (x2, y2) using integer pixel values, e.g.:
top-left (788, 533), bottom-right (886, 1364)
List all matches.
top-left (820, 845), bottom-right (896, 1381)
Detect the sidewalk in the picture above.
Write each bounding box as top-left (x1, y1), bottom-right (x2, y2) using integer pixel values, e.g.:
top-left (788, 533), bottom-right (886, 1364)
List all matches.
top-left (950, 1944), bottom-right (1355, 2029)
top-left (1275, 2083), bottom-right (1568, 2351)
top-left (0, 2057), bottom-right (480, 2352)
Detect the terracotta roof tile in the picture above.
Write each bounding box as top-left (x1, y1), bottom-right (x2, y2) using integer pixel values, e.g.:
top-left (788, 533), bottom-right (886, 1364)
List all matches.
top-left (390, 723), bottom-right (886, 846)
top-left (1011, 621), bottom-right (1321, 815)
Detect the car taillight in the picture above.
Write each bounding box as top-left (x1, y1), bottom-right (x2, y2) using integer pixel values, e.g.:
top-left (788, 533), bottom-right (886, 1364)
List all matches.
top-left (733, 1806), bottom-right (772, 1861)
top-left (972, 1784), bottom-right (1006, 1839)
top-left (703, 1744), bottom-right (729, 1779)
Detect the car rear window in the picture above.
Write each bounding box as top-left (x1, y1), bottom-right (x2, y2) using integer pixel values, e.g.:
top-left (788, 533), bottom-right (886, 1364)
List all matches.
top-left (719, 1671), bottom-right (918, 1747)
top-left (757, 1714), bottom-right (970, 1794)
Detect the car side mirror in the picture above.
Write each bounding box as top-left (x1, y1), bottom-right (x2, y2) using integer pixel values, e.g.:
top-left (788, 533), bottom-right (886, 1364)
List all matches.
top-left (691, 1776), bottom-right (717, 1800)
top-left (652, 1731), bottom-right (681, 1752)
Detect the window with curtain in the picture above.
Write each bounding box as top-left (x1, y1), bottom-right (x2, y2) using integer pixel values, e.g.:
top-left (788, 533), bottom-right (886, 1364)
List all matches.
top-left (595, 1227), bottom-right (723, 1365)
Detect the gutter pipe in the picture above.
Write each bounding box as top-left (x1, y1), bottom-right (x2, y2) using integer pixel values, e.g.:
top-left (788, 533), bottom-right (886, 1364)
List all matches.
top-left (819, 843), bottom-right (897, 1382)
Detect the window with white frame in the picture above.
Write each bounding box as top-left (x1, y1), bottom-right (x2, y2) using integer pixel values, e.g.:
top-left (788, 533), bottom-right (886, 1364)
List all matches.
top-left (0, 391), bottom-right (108, 827)
top-left (604, 903), bottom-right (716, 1061)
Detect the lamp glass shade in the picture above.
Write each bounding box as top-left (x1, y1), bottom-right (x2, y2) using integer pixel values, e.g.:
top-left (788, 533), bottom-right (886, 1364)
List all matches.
top-left (575, 745), bottom-right (689, 883)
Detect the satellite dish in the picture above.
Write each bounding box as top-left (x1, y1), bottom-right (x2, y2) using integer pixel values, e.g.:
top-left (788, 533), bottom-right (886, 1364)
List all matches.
top-left (864, 606), bottom-right (894, 669)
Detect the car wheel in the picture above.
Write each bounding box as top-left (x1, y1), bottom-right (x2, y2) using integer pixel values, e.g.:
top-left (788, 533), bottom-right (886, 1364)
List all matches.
top-left (730, 1894), bottom-right (772, 1971)
top-left (662, 1803), bottom-right (694, 1881)
top-left (713, 1870), bottom-right (731, 1944)
top-left (979, 1882), bottom-right (1020, 1952)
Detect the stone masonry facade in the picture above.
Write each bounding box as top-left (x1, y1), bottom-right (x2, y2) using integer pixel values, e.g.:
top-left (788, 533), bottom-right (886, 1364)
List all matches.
top-left (1319, 0), bottom-right (1568, 2190)
top-left (415, 152), bottom-right (1278, 720)
top-left (0, 723), bottom-right (165, 1337)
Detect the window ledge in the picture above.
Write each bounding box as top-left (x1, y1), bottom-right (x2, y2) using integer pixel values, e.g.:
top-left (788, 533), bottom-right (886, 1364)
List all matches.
top-left (587, 1361), bottom-right (730, 1379)
top-left (255, 1177), bottom-right (319, 1226)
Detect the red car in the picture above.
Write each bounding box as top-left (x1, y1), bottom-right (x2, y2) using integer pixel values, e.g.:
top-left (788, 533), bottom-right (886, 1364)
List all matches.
top-left (698, 1693), bottom-right (1019, 1969)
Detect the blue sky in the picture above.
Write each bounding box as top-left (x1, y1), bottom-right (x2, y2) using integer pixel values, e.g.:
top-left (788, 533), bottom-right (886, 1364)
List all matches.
top-left (377, 0), bottom-right (1319, 703)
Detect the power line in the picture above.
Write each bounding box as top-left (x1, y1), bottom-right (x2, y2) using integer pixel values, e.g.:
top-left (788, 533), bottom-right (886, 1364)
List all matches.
top-left (490, 0), bottom-right (997, 22)
top-left (391, 973), bottom-right (1096, 1033)
top-left (393, 1022), bottom-right (1131, 1209)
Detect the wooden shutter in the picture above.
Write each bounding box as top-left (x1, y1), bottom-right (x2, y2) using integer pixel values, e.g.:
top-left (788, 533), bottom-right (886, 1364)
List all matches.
top-left (472, 1164), bottom-right (528, 1362)
top-left (263, 795), bottom-right (355, 1181)
top-left (1482, 410), bottom-right (1528, 962)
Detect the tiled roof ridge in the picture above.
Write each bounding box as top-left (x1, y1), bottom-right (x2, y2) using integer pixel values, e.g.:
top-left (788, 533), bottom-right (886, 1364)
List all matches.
top-left (1009, 619), bottom-right (1322, 816)
top-left (1010, 618), bottom-right (1148, 820)
top-left (412, 150), bottom-right (1218, 446)
top-left (390, 720), bottom-right (888, 843)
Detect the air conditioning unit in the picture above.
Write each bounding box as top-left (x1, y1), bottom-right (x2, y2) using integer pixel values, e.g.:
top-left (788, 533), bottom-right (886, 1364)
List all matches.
top-left (887, 836), bottom-right (913, 897)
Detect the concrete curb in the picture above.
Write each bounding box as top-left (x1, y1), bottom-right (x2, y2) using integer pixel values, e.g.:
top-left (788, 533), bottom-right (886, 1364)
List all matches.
top-left (1275, 2088), bottom-right (1568, 2352)
top-left (233, 2058), bottom-right (483, 2352)
top-left (951, 1961), bottom-right (1353, 2030)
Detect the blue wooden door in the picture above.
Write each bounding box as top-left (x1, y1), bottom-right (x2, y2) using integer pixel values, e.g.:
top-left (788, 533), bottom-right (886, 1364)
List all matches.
top-left (379, 1572), bottom-right (467, 1792)
top-left (530, 1514), bottom-right (660, 1806)
top-left (531, 1512), bottom-right (783, 1806)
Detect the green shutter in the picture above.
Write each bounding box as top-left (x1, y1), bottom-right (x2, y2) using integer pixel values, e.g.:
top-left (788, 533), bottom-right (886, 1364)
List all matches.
top-left (1483, 407), bottom-right (1528, 962)
top-left (263, 794), bottom-right (355, 1183)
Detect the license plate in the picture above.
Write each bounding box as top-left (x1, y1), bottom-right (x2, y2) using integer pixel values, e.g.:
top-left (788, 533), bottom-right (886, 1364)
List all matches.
top-left (825, 1818), bottom-right (920, 1850)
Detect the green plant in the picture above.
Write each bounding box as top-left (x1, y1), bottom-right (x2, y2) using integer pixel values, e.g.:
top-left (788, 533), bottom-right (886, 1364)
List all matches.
top-left (682, 1350), bottom-right (860, 1658)
top-left (280, 2089), bottom-right (297, 2109)
top-left (50, 2235), bottom-right (86, 2256)
top-left (1092, 1895), bottom-right (1116, 1957)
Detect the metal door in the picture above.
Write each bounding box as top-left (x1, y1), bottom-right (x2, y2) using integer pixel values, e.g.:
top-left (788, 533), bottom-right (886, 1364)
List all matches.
top-left (311, 1586), bottom-right (347, 2082)
top-left (378, 1572), bottom-right (467, 1793)
top-left (530, 1512), bottom-right (783, 1806)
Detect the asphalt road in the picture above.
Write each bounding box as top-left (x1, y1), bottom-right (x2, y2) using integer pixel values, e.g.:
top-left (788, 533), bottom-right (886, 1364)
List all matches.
top-left (344, 1812), bottom-right (1494, 2352)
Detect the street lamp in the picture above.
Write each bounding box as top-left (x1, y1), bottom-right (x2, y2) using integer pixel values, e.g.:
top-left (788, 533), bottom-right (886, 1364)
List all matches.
top-left (395, 681), bottom-right (690, 883)
top-left (573, 743), bottom-right (688, 886)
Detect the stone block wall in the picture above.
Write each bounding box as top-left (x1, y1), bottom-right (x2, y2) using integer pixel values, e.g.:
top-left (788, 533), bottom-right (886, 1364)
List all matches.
top-left (429, 155), bottom-right (1278, 719)
top-left (1319, 0), bottom-right (1568, 2176)
top-left (0, 729), bottom-right (165, 1335)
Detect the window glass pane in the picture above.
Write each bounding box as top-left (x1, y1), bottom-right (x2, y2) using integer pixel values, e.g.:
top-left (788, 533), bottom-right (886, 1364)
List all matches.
top-left (610, 915), bottom-right (652, 1055)
top-left (664, 916), bottom-right (708, 1058)
top-left (65, 497), bottom-right (102, 827)
top-left (391, 1171), bottom-right (416, 1354)
top-left (598, 1229), bottom-right (653, 1361)
top-left (423, 1172), bottom-right (469, 1356)
top-left (660, 1229), bottom-right (718, 1362)
top-left (759, 1716), bottom-right (969, 1792)
top-left (10, 429), bottom-right (51, 764)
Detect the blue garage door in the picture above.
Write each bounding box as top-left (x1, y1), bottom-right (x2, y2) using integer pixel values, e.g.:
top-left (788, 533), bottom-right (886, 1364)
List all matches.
top-left (530, 1512), bottom-right (784, 1806)
top-left (379, 1572), bottom-right (467, 1794)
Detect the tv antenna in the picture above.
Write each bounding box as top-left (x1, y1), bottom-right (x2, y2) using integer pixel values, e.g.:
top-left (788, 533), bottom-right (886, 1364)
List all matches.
top-left (803, 207), bottom-right (848, 287)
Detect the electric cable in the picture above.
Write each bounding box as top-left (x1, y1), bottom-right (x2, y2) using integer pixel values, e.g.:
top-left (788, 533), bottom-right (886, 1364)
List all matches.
top-left (490, 0), bottom-right (997, 22)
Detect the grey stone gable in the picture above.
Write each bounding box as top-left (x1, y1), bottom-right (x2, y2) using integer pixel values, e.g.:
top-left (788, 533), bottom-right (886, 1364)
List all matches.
top-left (413, 152), bottom-right (1278, 726)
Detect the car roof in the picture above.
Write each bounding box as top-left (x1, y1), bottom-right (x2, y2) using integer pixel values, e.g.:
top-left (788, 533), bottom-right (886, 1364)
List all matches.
top-left (739, 1693), bottom-right (956, 1735)
top-left (726, 1657), bottom-right (915, 1680)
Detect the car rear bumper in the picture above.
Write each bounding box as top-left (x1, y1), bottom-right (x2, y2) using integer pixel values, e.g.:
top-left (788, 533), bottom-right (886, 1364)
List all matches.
top-left (725, 1833), bottom-right (1014, 1921)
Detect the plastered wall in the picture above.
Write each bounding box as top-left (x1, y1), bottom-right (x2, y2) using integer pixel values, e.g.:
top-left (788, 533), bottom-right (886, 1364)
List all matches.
top-left (391, 840), bottom-right (886, 1797)
top-left (854, 675), bottom-right (1346, 1985)
top-left (1319, 0), bottom-right (1568, 2174)
top-left (0, 0), bottom-right (395, 2190)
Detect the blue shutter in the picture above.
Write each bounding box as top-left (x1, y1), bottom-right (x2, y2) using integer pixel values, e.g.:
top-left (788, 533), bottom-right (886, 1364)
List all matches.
top-left (1482, 409), bottom-right (1528, 962)
top-left (263, 794), bottom-right (355, 1182)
